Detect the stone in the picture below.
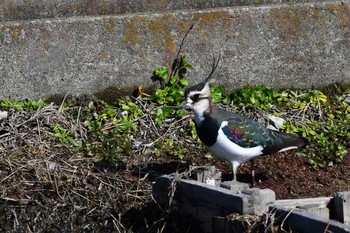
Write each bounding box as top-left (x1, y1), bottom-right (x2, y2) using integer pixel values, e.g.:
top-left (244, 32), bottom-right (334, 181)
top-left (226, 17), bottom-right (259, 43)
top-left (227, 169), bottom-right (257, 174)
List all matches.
top-left (267, 114), bottom-right (285, 130)
top-left (191, 166), bottom-right (222, 186)
top-left (344, 95), bottom-right (350, 104)
top-left (243, 188), bottom-right (276, 215)
top-left (275, 197), bottom-right (331, 219)
top-left (334, 191), bottom-right (350, 224)
top-left (274, 207), bottom-right (350, 233)
top-left (220, 181), bottom-right (250, 194)
top-left (0, 111), bottom-right (8, 120)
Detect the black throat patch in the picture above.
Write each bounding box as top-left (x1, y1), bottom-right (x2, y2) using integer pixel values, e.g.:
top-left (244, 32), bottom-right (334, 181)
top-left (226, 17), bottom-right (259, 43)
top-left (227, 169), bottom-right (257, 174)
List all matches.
top-left (195, 113), bottom-right (220, 147)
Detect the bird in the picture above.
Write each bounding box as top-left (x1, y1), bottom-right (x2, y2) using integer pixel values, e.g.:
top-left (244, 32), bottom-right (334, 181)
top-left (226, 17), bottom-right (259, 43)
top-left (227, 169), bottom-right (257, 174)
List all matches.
top-left (181, 55), bottom-right (308, 182)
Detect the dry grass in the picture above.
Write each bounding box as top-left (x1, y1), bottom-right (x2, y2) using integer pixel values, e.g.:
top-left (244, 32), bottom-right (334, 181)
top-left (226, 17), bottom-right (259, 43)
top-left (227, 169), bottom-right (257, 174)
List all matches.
top-left (0, 95), bottom-right (349, 232)
top-left (0, 100), bottom-right (154, 232)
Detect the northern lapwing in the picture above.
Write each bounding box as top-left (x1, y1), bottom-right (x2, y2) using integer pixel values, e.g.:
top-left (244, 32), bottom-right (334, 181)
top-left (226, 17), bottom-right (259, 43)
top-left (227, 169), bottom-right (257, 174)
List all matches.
top-left (181, 55), bottom-right (308, 182)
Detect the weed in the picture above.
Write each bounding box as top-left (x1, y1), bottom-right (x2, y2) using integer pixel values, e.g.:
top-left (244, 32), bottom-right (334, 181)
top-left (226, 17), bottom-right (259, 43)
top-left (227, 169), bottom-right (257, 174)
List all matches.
top-left (0, 98), bottom-right (48, 111)
top-left (82, 99), bottom-right (143, 163)
top-left (151, 54), bottom-right (190, 124)
top-left (210, 86), bottom-right (231, 104)
top-left (2, 55), bottom-right (349, 169)
top-left (51, 123), bottom-right (74, 145)
top-left (230, 85), bottom-right (281, 110)
top-left (155, 138), bottom-right (185, 160)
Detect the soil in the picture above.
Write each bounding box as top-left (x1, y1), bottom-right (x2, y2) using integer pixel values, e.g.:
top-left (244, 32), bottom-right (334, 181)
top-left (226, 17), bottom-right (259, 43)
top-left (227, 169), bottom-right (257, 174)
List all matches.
top-left (219, 150), bottom-right (350, 199)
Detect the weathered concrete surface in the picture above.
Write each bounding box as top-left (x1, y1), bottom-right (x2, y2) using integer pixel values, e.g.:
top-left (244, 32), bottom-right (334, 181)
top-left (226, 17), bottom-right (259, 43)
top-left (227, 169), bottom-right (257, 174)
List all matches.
top-left (0, 0), bottom-right (337, 22)
top-left (275, 208), bottom-right (350, 233)
top-left (153, 175), bottom-right (275, 233)
top-left (334, 191), bottom-right (350, 224)
top-left (275, 196), bottom-right (332, 218)
top-left (1, 1), bottom-right (350, 100)
top-left (221, 180), bottom-right (250, 193)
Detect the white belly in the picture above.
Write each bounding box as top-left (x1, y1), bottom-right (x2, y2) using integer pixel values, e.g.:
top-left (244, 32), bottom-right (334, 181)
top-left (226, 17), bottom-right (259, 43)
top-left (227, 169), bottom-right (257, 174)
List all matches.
top-left (208, 121), bottom-right (264, 164)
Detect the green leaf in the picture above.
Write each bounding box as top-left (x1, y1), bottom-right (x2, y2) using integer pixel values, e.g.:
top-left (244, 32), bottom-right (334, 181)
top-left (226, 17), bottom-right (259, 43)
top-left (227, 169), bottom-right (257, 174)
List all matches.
top-left (169, 76), bottom-right (177, 85)
top-left (155, 67), bottom-right (169, 80)
top-left (179, 78), bottom-right (188, 86)
top-left (180, 54), bottom-right (193, 69)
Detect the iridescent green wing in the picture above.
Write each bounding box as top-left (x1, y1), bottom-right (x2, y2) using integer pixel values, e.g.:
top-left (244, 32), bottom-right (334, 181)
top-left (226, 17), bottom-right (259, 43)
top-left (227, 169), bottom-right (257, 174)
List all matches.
top-left (221, 114), bottom-right (306, 155)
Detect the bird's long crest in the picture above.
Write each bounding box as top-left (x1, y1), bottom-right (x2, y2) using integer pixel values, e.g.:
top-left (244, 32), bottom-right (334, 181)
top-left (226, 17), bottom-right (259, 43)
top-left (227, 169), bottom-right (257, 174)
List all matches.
top-left (204, 53), bottom-right (221, 84)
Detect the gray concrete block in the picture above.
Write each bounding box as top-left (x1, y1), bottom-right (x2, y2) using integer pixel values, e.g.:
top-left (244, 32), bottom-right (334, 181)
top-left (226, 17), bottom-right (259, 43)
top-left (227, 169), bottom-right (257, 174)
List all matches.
top-left (1, 1), bottom-right (350, 101)
top-left (191, 165), bottom-right (222, 186)
top-left (274, 207), bottom-right (350, 233)
top-left (153, 175), bottom-right (250, 233)
top-left (334, 191), bottom-right (350, 224)
top-left (220, 181), bottom-right (250, 193)
top-left (243, 188), bottom-right (276, 215)
top-left (275, 197), bottom-right (331, 219)
top-left (152, 174), bottom-right (176, 209)
top-left (153, 175), bottom-right (277, 232)
top-left (299, 204), bottom-right (330, 219)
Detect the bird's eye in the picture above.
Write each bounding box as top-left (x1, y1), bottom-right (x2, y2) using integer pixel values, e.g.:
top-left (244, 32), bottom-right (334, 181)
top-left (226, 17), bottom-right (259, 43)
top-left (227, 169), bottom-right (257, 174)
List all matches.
top-left (192, 94), bottom-right (200, 101)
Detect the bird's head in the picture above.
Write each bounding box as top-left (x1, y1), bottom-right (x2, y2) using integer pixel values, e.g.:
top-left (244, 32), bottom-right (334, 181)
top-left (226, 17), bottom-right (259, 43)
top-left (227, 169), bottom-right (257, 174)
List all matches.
top-left (180, 54), bottom-right (220, 114)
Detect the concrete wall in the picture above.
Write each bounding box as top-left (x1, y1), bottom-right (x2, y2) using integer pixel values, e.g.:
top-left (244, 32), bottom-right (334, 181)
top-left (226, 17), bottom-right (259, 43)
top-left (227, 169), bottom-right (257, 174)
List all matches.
top-left (1, 1), bottom-right (350, 100)
top-left (1, 0), bottom-right (336, 22)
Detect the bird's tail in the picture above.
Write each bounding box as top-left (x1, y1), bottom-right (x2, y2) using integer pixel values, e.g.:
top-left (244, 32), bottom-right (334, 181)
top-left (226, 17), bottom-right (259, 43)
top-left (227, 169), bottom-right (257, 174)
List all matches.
top-left (262, 130), bottom-right (308, 155)
top-left (275, 132), bottom-right (308, 153)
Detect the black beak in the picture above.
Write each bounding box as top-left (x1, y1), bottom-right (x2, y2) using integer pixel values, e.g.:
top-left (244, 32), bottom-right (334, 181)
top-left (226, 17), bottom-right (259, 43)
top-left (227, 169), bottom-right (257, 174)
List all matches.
top-left (178, 101), bottom-right (190, 110)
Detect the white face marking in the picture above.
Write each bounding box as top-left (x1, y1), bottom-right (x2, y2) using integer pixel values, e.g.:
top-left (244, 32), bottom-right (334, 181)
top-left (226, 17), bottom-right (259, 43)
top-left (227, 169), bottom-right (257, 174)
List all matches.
top-left (185, 83), bottom-right (211, 124)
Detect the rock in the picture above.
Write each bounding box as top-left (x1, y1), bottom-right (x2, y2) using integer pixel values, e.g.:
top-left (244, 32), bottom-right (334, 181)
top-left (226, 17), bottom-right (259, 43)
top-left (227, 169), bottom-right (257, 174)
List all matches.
top-left (0, 111), bottom-right (8, 120)
top-left (267, 114), bottom-right (285, 130)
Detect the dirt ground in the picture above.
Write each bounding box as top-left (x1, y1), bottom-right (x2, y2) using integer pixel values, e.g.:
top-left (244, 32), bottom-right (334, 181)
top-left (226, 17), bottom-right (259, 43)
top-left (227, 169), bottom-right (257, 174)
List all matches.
top-left (220, 150), bottom-right (350, 199)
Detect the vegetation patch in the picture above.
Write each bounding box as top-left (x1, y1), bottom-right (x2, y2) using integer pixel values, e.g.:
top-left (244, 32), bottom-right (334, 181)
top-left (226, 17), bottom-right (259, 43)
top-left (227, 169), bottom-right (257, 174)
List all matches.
top-left (0, 54), bottom-right (349, 232)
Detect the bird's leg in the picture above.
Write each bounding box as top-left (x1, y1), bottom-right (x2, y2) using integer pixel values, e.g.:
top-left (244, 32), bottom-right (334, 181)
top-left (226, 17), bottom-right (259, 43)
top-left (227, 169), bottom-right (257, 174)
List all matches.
top-left (233, 168), bottom-right (237, 183)
top-left (232, 161), bottom-right (239, 183)
top-left (250, 159), bottom-right (256, 186)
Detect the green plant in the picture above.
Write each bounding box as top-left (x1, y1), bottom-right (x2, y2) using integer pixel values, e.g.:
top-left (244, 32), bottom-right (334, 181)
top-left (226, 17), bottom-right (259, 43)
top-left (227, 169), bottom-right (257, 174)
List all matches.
top-left (51, 123), bottom-right (74, 145)
top-left (152, 69), bottom-right (188, 106)
top-left (210, 86), bottom-right (231, 104)
top-left (155, 138), bottom-right (185, 160)
top-left (151, 54), bottom-right (191, 124)
top-left (281, 92), bottom-right (350, 168)
top-left (230, 85), bottom-right (281, 110)
top-left (0, 98), bottom-right (48, 111)
top-left (82, 99), bottom-right (143, 163)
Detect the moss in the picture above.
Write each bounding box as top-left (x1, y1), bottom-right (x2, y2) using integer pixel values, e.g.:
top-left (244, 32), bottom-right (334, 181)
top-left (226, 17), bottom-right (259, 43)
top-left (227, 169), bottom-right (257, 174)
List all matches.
top-left (122, 14), bottom-right (191, 56)
top-left (192, 11), bottom-right (236, 43)
top-left (147, 14), bottom-right (179, 54)
top-left (193, 10), bottom-right (233, 27)
top-left (7, 25), bottom-right (26, 46)
top-left (325, 3), bottom-right (350, 35)
top-left (268, 2), bottom-right (350, 43)
top-left (268, 7), bottom-right (308, 41)
top-left (19, 27), bottom-right (25, 46)
top-left (10, 26), bottom-right (19, 42)
top-left (70, 2), bottom-right (81, 13)
top-left (103, 18), bottom-right (117, 33)
top-left (100, 51), bottom-right (108, 62)
top-left (122, 18), bottom-right (141, 46)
